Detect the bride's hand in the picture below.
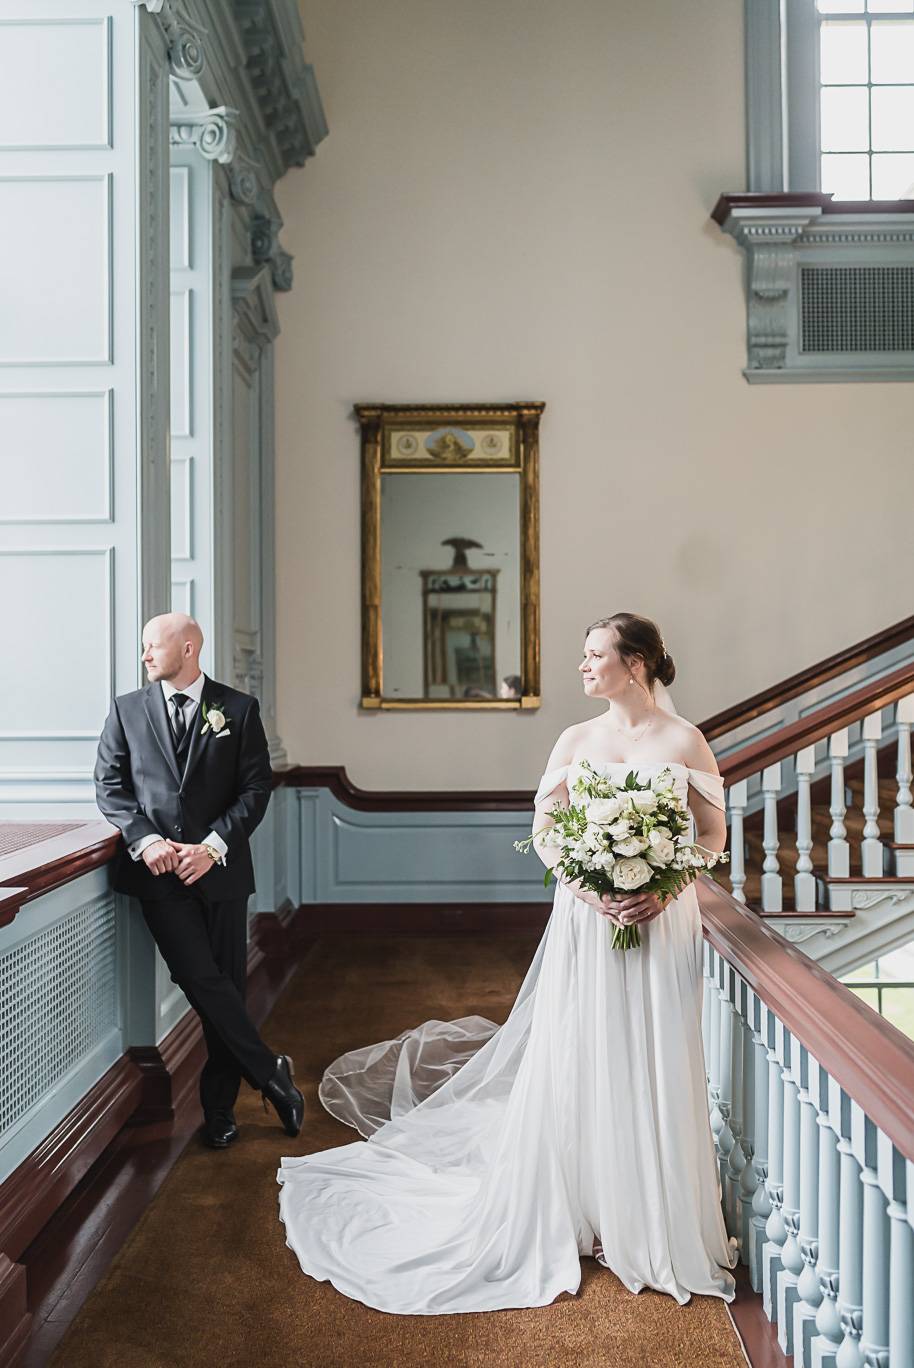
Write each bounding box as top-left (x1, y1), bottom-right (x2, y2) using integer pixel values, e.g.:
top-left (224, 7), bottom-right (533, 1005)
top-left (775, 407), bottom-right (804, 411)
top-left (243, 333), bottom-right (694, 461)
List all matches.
top-left (601, 892), bottom-right (669, 927)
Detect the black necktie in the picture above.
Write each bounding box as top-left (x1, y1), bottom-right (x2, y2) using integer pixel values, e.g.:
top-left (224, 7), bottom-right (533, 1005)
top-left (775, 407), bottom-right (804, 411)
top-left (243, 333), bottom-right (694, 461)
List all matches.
top-left (171, 693), bottom-right (189, 749)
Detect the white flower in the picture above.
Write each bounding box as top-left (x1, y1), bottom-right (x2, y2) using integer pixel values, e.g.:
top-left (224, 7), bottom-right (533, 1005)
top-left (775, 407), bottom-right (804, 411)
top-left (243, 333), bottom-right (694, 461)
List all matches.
top-left (607, 819), bottom-right (632, 838)
top-left (613, 835), bottom-right (649, 857)
top-left (630, 789), bottom-right (659, 814)
top-left (583, 824), bottom-right (608, 852)
top-left (207, 709), bottom-right (226, 733)
top-left (648, 831), bottom-right (675, 863)
top-left (592, 849), bottom-right (616, 872)
top-left (612, 856), bottom-right (653, 890)
top-left (585, 796), bottom-right (624, 825)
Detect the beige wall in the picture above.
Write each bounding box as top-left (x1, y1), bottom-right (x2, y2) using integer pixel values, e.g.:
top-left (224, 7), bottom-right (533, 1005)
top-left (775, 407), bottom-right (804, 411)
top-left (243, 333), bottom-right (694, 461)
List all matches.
top-left (273, 0), bottom-right (912, 791)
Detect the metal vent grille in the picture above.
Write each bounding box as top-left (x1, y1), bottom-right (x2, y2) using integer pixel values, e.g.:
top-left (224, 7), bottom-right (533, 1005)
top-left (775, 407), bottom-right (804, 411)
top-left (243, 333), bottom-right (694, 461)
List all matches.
top-left (800, 266), bottom-right (914, 353)
top-left (0, 895), bottom-right (117, 1135)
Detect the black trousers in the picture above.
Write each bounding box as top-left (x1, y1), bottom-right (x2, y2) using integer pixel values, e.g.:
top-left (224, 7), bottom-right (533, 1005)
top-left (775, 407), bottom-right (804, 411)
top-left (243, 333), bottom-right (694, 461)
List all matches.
top-left (141, 892), bottom-right (276, 1113)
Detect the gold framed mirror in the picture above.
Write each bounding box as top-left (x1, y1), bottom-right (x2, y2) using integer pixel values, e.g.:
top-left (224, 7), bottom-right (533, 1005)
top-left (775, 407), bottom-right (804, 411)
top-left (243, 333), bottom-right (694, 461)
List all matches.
top-left (357, 401), bottom-right (543, 709)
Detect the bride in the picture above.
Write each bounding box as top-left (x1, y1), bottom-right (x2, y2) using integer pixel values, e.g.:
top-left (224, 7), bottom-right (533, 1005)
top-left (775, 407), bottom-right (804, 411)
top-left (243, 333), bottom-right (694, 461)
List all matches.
top-left (277, 612), bottom-right (738, 1314)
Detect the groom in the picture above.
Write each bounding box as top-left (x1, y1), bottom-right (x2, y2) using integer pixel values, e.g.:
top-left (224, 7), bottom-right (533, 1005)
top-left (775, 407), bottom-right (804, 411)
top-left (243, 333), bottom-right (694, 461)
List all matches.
top-left (94, 612), bottom-right (304, 1149)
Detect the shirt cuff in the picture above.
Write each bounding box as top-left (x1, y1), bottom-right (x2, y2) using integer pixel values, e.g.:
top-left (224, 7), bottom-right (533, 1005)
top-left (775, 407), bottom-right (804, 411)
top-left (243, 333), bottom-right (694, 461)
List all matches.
top-left (203, 830), bottom-right (228, 865)
top-left (129, 833), bottom-right (163, 862)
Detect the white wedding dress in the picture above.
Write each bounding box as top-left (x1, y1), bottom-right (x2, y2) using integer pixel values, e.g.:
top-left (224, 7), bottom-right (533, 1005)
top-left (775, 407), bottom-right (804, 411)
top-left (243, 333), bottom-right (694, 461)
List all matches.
top-left (277, 759), bottom-right (738, 1314)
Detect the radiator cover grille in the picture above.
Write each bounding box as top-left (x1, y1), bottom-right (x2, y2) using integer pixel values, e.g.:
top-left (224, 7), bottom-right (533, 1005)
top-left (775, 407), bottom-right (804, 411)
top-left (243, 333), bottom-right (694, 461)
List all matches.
top-left (800, 266), bottom-right (914, 353)
top-left (0, 895), bottom-right (118, 1135)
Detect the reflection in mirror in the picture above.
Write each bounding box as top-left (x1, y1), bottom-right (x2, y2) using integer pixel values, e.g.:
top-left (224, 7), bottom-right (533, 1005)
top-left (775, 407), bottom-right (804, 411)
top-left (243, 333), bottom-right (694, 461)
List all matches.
top-left (380, 473), bottom-right (520, 700)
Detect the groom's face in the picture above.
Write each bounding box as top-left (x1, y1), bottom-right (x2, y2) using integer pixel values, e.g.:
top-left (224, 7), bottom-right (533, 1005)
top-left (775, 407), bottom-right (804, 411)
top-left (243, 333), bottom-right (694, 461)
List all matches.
top-left (141, 625), bottom-right (184, 683)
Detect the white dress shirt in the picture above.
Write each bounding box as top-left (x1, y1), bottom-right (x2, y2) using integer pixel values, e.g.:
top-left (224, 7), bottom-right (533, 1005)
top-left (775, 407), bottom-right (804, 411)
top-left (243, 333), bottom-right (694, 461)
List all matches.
top-left (128, 673), bottom-right (228, 865)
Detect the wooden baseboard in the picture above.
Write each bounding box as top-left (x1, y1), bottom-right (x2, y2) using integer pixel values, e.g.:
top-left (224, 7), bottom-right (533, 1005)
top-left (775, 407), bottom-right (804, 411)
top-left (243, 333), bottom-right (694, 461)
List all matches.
top-left (128, 1007), bottom-right (208, 1125)
top-left (0, 1256), bottom-right (30, 1368)
top-left (296, 901), bottom-right (552, 937)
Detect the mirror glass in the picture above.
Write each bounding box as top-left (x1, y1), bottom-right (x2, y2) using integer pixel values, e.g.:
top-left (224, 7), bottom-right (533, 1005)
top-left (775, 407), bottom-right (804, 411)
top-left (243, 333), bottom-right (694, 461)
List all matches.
top-left (380, 472), bottom-right (521, 701)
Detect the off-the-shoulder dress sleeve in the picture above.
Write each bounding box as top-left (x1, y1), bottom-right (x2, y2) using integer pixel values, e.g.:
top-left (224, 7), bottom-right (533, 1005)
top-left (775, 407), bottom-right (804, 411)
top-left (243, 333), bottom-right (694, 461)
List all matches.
top-left (534, 765), bottom-right (571, 806)
top-left (687, 769), bottom-right (725, 810)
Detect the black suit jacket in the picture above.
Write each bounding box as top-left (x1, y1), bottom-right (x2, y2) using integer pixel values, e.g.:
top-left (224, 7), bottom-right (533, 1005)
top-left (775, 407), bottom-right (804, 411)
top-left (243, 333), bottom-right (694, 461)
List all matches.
top-left (94, 676), bottom-right (272, 901)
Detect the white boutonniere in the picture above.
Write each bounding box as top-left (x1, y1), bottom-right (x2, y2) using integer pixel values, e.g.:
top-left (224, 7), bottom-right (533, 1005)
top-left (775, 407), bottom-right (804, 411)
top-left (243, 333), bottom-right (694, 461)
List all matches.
top-left (200, 700), bottom-right (228, 735)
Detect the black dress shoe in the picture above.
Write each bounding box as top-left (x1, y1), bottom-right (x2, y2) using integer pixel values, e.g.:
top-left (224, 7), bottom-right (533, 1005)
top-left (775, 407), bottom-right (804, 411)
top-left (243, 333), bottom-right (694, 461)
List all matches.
top-left (202, 1109), bottom-right (238, 1149)
top-left (262, 1054), bottom-right (305, 1137)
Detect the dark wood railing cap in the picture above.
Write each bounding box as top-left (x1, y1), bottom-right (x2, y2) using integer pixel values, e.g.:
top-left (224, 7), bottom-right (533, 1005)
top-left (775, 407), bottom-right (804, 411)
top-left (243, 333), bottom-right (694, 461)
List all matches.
top-left (0, 820), bottom-right (120, 927)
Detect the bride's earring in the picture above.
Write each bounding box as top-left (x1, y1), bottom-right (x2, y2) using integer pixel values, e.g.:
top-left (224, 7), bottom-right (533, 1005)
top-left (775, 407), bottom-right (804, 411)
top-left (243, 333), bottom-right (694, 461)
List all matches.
top-left (629, 677), bottom-right (634, 685)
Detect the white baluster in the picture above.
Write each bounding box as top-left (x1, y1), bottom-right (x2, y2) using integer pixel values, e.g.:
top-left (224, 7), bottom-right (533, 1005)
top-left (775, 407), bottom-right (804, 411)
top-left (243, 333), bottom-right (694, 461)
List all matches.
top-left (814, 1112), bottom-right (844, 1363)
top-left (749, 1005), bottom-right (771, 1293)
top-left (738, 1007), bottom-right (758, 1261)
top-left (726, 992), bottom-right (747, 1241)
top-left (888, 1198), bottom-right (914, 1368)
top-left (708, 953), bottom-right (723, 1144)
top-left (895, 696), bottom-right (914, 844)
top-left (859, 1167), bottom-right (890, 1368)
top-left (702, 944), bottom-right (712, 1071)
top-left (728, 779), bottom-right (748, 904)
top-left (779, 1047), bottom-right (805, 1357)
top-left (795, 746), bottom-right (818, 913)
top-left (829, 728), bottom-right (850, 879)
top-left (764, 1033), bottom-right (787, 1323)
top-left (795, 1066), bottom-right (823, 1367)
top-left (762, 762), bottom-right (783, 912)
top-left (836, 1138), bottom-right (864, 1368)
top-left (717, 969), bottom-right (736, 1189)
top-left (861, 713), bottom-right (884, 879)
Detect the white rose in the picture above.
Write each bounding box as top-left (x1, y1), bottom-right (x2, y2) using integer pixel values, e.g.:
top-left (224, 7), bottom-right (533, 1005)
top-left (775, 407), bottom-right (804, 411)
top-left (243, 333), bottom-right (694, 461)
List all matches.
top-left (612, 856), bottom-right (653, 891)
top-left (648, 831), bottom-right (675, 863)
top-left (630, 789), bottom-right (659, 814)
top-left (607, 819), bottom-right (631, 838)
top-left (207, 709), bottom-right (226, 732)
top-left (613, 835), bottom-right (649, 857)
top-left (585, 796), bottom-right (624, 825)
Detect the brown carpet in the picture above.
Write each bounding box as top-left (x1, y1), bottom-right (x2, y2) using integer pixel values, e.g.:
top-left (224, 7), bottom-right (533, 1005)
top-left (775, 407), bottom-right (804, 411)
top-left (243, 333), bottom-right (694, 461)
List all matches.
top-left (50, 938), bottom-right (748, 1368)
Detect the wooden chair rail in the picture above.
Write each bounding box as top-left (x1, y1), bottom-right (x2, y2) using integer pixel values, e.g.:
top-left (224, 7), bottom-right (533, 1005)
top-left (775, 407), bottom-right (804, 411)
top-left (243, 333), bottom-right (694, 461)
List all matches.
top-left (0, 821), bottom-right (120, 927)
top-left (273, 764), bottom-right (534, 812)
top-left (698, 613), bottom-right (914, 742)
top-left (698, 874), bottom-right (914, 1163)
top-left (717, 659), bottom-right (914, 788)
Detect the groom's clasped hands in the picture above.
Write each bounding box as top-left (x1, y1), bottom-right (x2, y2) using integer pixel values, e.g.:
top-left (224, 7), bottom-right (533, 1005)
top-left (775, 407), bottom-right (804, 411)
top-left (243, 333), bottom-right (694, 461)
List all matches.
top-left (140, 837), bottom-right (218, 885)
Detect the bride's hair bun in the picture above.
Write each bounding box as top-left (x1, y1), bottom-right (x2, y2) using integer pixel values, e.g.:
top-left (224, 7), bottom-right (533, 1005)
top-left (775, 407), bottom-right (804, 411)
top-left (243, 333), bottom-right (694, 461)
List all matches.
top-left (585, 611), bottom-right (675, 690)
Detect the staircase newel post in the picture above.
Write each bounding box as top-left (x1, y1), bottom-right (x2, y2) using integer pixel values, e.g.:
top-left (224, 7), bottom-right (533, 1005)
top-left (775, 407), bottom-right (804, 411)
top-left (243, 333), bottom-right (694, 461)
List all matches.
top-left (895, 695), bottom-right (914, 844)
top-left (861, 712), bottom-right (884, 878)
top-left (795, 746), bottom-right (818, 912)
top-left (761, 762), bottom-right (783, 911)
top-left (829, 728), bottom-right (850, 879)
top-left (728, 780), bottom-right (748, 904)
top-left (749, 997), bottom-right (772, 1293)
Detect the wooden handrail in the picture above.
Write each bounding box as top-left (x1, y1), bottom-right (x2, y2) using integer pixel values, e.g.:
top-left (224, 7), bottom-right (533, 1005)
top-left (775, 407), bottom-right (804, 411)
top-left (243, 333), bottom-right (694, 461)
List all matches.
top-left (0, 821), bottom-right (120, 927)
top-left (699, 613), bottom-right (914, 742)
top-left (698, 874), bottom-right (914, 1163)
top-left (717, 659), bottom-right (914, 788)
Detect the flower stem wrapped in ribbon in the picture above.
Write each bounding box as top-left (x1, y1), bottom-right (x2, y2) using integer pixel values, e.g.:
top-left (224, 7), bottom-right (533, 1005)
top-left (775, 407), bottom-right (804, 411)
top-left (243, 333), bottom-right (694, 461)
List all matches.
top-left (515, 762), bottom-right (729, 950)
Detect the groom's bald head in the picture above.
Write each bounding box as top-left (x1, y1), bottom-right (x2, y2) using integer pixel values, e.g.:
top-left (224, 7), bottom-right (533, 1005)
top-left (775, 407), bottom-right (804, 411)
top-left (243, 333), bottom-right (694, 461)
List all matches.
top-left (141, 613), bottom-right (204, 686)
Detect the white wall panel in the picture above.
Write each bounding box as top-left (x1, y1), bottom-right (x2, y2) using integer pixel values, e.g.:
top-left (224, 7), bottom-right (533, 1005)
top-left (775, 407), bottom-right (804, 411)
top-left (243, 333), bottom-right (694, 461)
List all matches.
top-left (0, 18), bottom-right (111, 150)
top-left (0, 391), bottom-right (111, 523)
top-left (0, 548), bottom-right (112, 738)
top-left (0, 175), bottom-right (111, 365)
top-left (169, 165), bottom-right (190, 270)
top-left (171, 576), bottom-right (194, 616)
top-left (169, 289), bottom-right (191, 436)
top-left (170, 455), bottom-right (192, 560)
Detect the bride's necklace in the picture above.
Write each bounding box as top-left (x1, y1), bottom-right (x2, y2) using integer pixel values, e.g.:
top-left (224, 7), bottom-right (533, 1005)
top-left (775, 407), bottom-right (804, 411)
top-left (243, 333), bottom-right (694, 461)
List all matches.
top-left (607, 707), bottom-right (656, 743)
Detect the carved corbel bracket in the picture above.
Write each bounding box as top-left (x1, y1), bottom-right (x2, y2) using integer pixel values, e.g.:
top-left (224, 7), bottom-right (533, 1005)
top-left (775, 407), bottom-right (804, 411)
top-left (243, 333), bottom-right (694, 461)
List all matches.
top-left (170, 106), bottom-right (238, 164)
top-left (251, 215), bottom-right (294, 291)
top-left (132, 0), bottom-right (208, 81)
top-left (229, 153), bottom-right (261, 205)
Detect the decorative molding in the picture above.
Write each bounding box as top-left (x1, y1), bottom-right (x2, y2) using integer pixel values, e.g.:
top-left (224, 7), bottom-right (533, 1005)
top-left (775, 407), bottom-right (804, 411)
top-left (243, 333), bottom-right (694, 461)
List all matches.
top-left (232, 0), bottom-right (328, 171)
top-left (228, 155), bottom-right (260, 205)
top-left (133, 1), bottom-right (207, 81)
top-left (274, 763), bottom-right (535, 812)
top-left (231, 264), bottom-right (280, 369)
top-left (767, 917), bottom-right (850, 945)
top-left (250, 215), bottom-right (294, 291)
top-left (169, 105), bottom-right (237, 163)
top-left (713, 194), bottom-right (914, 382)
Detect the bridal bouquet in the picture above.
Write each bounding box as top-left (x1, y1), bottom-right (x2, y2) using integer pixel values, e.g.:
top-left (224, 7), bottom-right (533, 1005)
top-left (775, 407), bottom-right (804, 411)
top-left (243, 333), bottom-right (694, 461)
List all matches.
top-left (515, 762), bottom-right (729, 950)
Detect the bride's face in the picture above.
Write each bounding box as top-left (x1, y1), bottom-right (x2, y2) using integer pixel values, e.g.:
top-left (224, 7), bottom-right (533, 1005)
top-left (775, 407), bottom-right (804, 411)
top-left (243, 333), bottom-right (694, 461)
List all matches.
top-left (579, 628), bottom-right (640, 699)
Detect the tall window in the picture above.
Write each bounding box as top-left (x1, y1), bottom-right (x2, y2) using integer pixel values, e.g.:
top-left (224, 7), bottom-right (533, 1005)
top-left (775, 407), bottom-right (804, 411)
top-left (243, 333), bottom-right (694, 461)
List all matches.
top-left (818, 0), bottom-right (914, 199)
top-left (842, 941), bottom-right (914, 1041)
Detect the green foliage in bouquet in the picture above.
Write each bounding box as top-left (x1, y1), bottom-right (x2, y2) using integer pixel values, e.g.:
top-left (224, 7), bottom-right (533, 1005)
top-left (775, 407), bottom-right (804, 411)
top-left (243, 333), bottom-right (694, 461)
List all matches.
top-left (515, 762), bottom-right (729, 950)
